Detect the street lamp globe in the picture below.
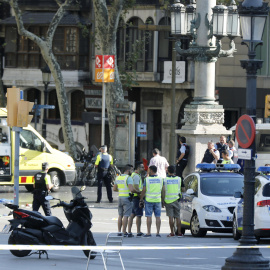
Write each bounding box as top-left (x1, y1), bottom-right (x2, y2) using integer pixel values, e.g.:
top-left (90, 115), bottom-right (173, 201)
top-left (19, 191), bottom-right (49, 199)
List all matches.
top-left (185, 0), bottom-right (196, 35)
top-left (227, 0), bottom-right (240, 37)
top-left (41, 65), bottom-right (51, 85)
top-left (170, 0), bottom-right (186, 36)
top-left (238, 0), bottom-right (269, 43)
top-left (212, 4), bottom-right (228, 38)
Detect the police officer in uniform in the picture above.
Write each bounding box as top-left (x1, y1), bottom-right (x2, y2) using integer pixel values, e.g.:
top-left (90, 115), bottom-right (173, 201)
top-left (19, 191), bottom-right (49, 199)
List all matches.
top-left (140, 165), bottom-right (163, 237)
top-left (162, 165), bottom-right (184, 237)
top-left (32, 162), bottom-right (53, 216)
top-left (201, 141), bottom-right (220, 164)
top-left (215, 135), bottom-right (229, 162)
top-left (95, 145), bottom-right (113, 203)
top-left (176, 137), bottom-right (189, 179)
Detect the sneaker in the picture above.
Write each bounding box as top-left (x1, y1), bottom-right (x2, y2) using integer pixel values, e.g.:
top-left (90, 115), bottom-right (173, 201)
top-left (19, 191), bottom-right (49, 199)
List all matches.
top-left (123, 232), bottom-right (128, 237)
top-left (143, 234), bottom-right (152, 238)
top-left (156, 234), bottom-right (161, 238)
top-left (117, 232), bottom-right (123, 236)
top-left (95, 201), bottom-right (101, 203)
top-left (167, 233), bottom-right (175, 237)
top-left (136, 232), bottom-right (144, 237)
top-left (177, 233), bottom-right (184, 238)
top-left (127, 233), bottom-right (134, 238)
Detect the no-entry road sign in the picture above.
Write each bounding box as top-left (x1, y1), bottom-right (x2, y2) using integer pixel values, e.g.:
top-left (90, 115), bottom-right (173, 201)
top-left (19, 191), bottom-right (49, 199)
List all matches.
top-left (236, 115), bottom-right (256, 149)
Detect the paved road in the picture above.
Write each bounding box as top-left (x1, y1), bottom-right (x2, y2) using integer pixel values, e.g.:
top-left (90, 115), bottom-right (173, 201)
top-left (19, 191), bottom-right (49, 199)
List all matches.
top-left (0, 186), bottom-right (270, 270)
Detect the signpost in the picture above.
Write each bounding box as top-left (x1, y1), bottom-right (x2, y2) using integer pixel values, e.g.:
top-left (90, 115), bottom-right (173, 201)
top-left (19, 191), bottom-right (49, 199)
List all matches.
top-left (236, 115), bottom-right (256, 149)
top-left (95, 55), bottom-right (115, 145)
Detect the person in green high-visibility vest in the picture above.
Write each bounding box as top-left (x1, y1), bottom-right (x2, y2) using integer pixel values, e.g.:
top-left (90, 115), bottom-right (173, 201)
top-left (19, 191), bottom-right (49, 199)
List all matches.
top-left (140, 165), bottom-right (163, 238)
top-left (221, 150), bottom-right (234, 164)
top-left (127, 161), bottom-right (145, 237)
top-left (162, 165), bottom-right (184, 238)
top-left (113, 165), bottom-right (140, 237)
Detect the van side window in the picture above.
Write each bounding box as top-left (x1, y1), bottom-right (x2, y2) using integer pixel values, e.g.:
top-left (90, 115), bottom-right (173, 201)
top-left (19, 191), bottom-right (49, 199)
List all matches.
top-left (20, 130), bottom-right (42, 152)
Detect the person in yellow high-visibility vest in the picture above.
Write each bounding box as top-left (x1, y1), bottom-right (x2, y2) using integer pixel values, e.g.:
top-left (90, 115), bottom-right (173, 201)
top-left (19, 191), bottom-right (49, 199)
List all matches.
top-left (113, 165), bottom-right (140, 237)
top-left (140, 165), bottom-right (163, 238)
top-left (162, 165), bottom-right (184, 238)
top-left (127, 162), bottom-right (145, 237)
top-left (221, 150), bottom-right (234, 164)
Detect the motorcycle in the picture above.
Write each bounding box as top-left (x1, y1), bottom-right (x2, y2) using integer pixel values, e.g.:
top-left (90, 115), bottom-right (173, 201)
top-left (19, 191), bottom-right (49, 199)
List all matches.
top-left (75, 149), bottom-right (96, 186)
top-left (3, 186), bottom-right (96, 259)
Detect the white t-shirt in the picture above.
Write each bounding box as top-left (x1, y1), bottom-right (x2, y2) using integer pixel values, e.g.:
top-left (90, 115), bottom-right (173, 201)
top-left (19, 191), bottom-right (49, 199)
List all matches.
top-left (149, 154), bottom-right (169, 178)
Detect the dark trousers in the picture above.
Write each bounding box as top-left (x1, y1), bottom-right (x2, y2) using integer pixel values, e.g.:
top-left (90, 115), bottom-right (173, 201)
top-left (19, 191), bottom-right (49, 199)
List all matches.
top-left (33, 190), bottom-right (51, 216)
top-left (176, 160), bottom-right (188, 180)
top-left (97, 171), bottom-right (113, 202)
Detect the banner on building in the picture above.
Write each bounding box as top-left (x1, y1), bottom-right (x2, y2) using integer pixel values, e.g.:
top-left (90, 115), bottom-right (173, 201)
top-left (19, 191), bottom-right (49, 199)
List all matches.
top-left (162, 61), bottom-right (185, 84)
top-left (95, 55), bottom-right (115, 83)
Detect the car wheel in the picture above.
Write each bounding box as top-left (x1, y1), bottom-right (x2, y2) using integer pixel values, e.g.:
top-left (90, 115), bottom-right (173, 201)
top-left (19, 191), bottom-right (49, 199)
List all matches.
top-left (233, 216), bottom-right (241, 240)
top-left (190, 213), bottom-right (207, 237)
top-left (255, 235), bottom-right (260, 244)
top-left (49, 171), bottom-right (60, 192)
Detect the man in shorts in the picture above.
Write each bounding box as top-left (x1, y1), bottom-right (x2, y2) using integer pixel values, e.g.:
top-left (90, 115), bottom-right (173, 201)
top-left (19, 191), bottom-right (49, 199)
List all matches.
top-left (113, 165), bottom-right (140, 237)
top-left (140, 165), bottom-right (163, 238)
top-left (162, 165), bottom-right (183, 237)
top-left (127, 162), bottom-right (145, 237)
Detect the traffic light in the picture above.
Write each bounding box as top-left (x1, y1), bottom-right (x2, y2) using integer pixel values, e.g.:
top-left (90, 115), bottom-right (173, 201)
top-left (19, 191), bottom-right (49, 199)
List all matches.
top-left (264, 95), bottom-right (270, 118)
top-left (6, 87), bottom-right (20, 127)
top-left (17, 101), bottom-right (34, 127)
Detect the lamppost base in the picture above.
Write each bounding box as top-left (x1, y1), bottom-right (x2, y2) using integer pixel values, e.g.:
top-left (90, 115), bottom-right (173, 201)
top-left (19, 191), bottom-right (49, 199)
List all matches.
top-left (222, 248), bottom-right (270, 270)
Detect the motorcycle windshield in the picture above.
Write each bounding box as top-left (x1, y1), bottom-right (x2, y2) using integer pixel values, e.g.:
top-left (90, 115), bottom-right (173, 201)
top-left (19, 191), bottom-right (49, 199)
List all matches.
top-left (71, 186), bottom-right (82, 200)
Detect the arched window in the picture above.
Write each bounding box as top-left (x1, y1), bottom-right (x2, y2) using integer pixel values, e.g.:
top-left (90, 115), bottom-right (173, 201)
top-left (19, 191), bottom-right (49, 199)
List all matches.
top-left (126, 17), bottom-right (144, 72)
top-left (48, 90), bottom-right (60, 119)
top-left (71, 90), bottom-right (84, 121)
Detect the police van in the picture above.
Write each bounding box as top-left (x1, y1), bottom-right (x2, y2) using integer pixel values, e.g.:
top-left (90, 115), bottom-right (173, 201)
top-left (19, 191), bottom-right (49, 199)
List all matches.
top-left (0, 108), bottom-right (76, 192)
top-left (180, 163), bottom-right (244, 237)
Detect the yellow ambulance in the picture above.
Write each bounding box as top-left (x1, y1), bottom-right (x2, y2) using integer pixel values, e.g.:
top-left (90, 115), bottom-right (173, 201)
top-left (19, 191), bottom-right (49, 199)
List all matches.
top-left (0, 108), bottom-right (76, 192)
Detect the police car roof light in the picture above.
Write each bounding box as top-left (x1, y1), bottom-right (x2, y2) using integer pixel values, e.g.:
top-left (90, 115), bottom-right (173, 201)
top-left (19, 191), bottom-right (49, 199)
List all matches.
top-left (216, 163), bottom-right (241, 171)
top-left (196, 163), bottom-right (216, 171)
top-left (258, 166), bottom-right (270, 173)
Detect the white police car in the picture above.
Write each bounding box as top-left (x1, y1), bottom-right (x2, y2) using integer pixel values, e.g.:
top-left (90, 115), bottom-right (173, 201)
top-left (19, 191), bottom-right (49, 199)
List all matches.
top-left (233, 166), bottom-right (270, 242)
top-left (180, 163), bottom-right (244, 237)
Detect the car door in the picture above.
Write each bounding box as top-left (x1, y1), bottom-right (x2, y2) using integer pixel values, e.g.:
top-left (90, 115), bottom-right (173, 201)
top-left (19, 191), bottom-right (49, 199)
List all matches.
top-left (181, 174), bottom-right (198, 227)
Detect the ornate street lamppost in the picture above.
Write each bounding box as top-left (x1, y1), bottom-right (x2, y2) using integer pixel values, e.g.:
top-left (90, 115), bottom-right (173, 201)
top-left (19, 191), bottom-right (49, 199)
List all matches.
top-left (41, 65), bottom-right (51, 139)
top-left (222, 0), bottom-right (269, 269)
top-left (169, 0), bottom-right (239, 170)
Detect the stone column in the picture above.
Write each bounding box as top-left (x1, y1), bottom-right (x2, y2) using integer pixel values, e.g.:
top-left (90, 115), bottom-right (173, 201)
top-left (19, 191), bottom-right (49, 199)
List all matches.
top-left (176, 0), bottom-right (231, 176)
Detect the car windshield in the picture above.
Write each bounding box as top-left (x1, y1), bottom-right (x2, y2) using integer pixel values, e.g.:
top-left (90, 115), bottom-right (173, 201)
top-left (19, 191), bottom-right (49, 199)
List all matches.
top-left (200, 176), bottom-right (244, 196)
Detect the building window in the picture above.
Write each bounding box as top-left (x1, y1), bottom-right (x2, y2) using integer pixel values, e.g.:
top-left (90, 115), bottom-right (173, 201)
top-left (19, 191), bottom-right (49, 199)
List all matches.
top-left (53, 27), bottom-right (78, 70)
top-left (116, 17), bottom-right (154, 73)
top-left (71, 90), bottom-right (84, 120)
top-left (5, 25), bottom-right (88, 71)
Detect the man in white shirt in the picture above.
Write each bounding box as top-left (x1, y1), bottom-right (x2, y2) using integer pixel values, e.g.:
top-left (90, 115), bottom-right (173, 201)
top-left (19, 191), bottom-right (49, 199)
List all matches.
top-left (148, 148), bottom-right (169, 178)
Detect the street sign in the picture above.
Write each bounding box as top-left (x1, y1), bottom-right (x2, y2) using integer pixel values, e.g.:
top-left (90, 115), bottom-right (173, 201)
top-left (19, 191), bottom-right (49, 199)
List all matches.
top-left (95, 55), bottom-right (115, 83)
top-left (238, 148), bottom-right (252, 160)
top-left (236, 115), bottom-right (256, 149)
top-left (136, 122), bottom-right (147, 137)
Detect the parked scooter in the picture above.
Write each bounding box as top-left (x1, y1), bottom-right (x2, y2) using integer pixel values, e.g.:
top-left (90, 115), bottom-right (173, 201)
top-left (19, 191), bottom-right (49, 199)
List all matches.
top-left (3, 186), bottom-right (96, 259)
